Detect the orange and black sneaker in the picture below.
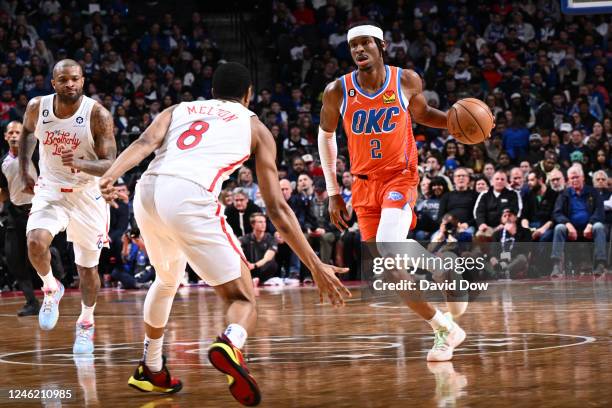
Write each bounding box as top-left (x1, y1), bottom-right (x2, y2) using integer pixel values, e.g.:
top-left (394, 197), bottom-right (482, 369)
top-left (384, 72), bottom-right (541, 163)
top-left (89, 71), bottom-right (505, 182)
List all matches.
top-left (128, 356), bottom-right (183, 394)
top-left (208, 334), bottom-right (261, 406)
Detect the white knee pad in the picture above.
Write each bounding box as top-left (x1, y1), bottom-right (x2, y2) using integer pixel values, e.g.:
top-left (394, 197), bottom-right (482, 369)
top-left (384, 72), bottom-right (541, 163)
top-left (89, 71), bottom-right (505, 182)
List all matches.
top-left (143, 258), bottom-right (186, 328)
top-left (73, 244), bottom-right (101, 268)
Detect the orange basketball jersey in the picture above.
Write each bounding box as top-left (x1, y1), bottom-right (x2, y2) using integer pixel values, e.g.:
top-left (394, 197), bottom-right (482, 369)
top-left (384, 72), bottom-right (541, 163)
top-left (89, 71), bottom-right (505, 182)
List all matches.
top-left (339, 65), bottom-right (417, 180)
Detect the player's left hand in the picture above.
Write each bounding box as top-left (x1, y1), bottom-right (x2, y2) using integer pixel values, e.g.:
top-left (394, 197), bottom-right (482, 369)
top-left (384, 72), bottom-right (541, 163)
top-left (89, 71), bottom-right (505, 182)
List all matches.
top-left (99, 176), bottom-right (128, 208)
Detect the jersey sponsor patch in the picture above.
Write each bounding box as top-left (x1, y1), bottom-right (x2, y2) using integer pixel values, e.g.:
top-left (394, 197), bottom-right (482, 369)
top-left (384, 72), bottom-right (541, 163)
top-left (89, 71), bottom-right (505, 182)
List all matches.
top-left (382, 90), bottom-right (396, 104)
top-left (387, 191), bottom-right (404, 201)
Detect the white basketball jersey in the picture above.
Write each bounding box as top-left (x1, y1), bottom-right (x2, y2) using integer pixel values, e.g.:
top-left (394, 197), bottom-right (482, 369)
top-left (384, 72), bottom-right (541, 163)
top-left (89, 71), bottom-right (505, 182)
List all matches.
top-left (35, 94), bottom-right (98, 188)
top-left (144, 100), bottom-right (254, 197)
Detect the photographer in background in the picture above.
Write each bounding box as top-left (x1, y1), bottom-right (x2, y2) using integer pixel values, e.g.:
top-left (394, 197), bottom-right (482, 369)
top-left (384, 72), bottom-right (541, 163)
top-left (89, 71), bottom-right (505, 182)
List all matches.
top-left (490, 208), bottom-right (532, 280)
top-left (110, 226), bottom-right (155, 289)
top-left (428, 214), bottom-right (463, 254)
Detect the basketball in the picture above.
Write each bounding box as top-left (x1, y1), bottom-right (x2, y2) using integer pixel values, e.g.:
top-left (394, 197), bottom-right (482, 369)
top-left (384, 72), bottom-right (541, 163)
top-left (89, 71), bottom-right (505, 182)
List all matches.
top-left (447, 98), bottom-right (495, 145)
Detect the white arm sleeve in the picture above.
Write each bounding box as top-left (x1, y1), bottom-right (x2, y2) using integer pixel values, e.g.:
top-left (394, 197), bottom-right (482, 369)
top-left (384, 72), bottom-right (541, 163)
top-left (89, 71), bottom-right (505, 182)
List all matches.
top-left (318, 127), bottom-right (340, 196)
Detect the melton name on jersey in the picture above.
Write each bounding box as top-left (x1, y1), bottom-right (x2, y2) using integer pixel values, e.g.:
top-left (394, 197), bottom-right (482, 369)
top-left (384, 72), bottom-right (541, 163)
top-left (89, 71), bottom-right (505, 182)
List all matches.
top-left (339, 65), bottom-right (418, 180)
top-left (143, 100), bottom-right (255, 197)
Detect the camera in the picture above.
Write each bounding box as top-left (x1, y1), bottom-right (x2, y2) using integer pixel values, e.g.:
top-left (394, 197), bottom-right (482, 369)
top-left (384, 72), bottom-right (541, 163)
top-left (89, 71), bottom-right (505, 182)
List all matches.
top-left (129, 227), bottom-right (140, 239)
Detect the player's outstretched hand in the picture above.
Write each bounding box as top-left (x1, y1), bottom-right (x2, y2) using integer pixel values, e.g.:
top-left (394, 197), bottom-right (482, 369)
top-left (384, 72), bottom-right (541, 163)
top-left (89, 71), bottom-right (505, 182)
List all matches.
top-left (329, 194), bottom-right (350, 232)
top-left (99, 176), bottom-right (128, 208)
top-left (311, 261), bottom-right (351, 307)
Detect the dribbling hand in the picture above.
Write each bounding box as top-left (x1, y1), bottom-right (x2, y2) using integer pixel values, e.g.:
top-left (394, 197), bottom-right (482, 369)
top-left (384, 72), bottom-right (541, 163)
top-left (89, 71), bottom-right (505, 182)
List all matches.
top-left (310, 261), bottom-right (351, 307)
top-left (329, 194), bottom-right (350, 232)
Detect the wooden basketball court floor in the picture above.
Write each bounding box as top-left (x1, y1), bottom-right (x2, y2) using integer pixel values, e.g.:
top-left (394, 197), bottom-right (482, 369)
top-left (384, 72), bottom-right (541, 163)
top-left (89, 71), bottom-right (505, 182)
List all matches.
top-left (0, 279), bottom-right (610, 407)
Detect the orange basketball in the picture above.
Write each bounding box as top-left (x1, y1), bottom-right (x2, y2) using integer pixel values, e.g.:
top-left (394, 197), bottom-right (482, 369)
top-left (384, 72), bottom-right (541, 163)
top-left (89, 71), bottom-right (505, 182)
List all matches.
top-left (447, 98), bottom-right (495, 145)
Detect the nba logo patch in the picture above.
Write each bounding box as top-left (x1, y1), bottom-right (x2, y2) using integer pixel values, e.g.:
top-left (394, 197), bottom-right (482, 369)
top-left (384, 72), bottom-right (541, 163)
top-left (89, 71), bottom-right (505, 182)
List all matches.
top-left (387, 191), bottom-right (404, 201)
top-left (382, 90), bottom-right (396, 104)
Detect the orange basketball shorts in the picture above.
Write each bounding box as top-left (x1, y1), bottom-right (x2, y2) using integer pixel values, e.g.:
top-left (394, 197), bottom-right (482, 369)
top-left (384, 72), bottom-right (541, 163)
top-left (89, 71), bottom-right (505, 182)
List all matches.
top-left (352, 171), bottom-right (418, 241)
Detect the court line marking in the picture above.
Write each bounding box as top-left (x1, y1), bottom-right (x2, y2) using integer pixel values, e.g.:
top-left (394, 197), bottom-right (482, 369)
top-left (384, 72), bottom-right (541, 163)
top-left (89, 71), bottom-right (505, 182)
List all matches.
top-left (0, 332), bottom-right (596, 366)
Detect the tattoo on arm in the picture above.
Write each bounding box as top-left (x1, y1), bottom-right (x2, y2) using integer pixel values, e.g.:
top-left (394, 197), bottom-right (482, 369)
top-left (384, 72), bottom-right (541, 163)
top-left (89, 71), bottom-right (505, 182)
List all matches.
top-left (78, 104), bottom-right (117, 176)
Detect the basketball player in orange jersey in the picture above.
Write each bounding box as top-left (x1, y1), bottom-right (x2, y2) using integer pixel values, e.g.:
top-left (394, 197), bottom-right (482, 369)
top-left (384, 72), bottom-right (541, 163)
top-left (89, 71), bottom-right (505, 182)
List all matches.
top-left (319, 22), bottom-right (467, 362)
top-left (18, 59), bottom-right (116, 354)
top-left (99, 62), bottom-right (350, 405)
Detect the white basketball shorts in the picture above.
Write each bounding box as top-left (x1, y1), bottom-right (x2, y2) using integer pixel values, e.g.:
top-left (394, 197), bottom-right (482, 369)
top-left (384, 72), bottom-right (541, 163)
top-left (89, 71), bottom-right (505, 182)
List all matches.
top-left (134, 174), bottom-right (245, 286)
top-left (26, 183), bottom-right (110, 267)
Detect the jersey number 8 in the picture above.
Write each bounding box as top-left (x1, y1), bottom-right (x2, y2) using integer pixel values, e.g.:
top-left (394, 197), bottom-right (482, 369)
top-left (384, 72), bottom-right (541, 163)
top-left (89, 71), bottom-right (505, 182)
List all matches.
top-left (177, 120), bottom-right (209, 150)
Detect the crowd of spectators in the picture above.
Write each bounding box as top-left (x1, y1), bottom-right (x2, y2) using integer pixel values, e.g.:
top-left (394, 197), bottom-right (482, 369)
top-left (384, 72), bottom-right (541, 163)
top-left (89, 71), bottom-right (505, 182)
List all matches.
top-left (0, 1), bottom-right (611, 291)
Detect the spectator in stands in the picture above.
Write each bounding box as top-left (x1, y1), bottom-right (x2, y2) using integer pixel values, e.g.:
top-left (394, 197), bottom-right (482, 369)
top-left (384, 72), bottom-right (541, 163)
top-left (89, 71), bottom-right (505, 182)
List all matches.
top-left (490, 208), bottom-right (532, 279)
top-left (483, 162), bottom-right (496, 181)
top-left (535, 149), bottom-right (560, 178)
top-left (414, 177), bottom-right (448, 241)
top-left (307, 178), bottom-right (336, 265)
top-left (438, 167), bottom-right (478, 239)
top-left (240, 213), bottom-right (279, 286)
top-left (509, 166), bottom-right (527, 196)
top-left (276, 179), bottom-right (302, 284)
top-left (548, 168), bottom-right (566, 192)
top-left (101, 179), bottom-right (130, 279)
top-left (474, 170), bottom-right (523, 240)
top-left (424, 154), bottom-right (452, 190)
top-left (237, 166), bottom-right (260, 202)
top-left (502, 116), bottom-right (530, 161)
top-left (521, 170), bottom-right (558, 242)
top-left (283, 125), bottom-right (309, 162)
top-left (225, 188), bottom-right (262, 237)
top-left (340, 171), bottom-right (352, 203)
top-left (591, 170), bottom-right (612, 223)
top-left (474, 175), bottom-right (491, 194)
top-left (525, 133), bottom-right (545, 164)
top-left (560, 130), bottom-right (589, 168)
top-left (551, 165), bottom-right (606, 278)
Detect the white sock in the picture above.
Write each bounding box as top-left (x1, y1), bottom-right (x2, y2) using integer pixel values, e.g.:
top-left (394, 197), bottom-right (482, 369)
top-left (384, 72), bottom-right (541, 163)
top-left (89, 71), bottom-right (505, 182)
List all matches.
top-left (224, 323), bottom-right (248, 349)
top-left (38, 271), bottom-right (58, 292)
top-left (427, 309), bottom-right (453, 332)
top-left (78, 303), bottom-right (96, 325)
top-left (143, 334), bottom-right (164, 372)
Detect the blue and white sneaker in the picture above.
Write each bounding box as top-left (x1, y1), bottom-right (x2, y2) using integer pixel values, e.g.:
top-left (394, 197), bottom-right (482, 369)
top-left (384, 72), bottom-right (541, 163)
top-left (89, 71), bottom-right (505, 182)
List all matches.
top-left (73, 322), bottom-right (95, 354)
top-left (38, 281), bottom-right (64, 330)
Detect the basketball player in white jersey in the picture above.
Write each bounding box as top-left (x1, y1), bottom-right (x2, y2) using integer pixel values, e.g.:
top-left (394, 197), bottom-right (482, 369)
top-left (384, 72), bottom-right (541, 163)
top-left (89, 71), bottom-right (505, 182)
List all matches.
top-left (18, 59), bottom-right (116, 354)
top-left (99, 62), bottom-right (350, 405)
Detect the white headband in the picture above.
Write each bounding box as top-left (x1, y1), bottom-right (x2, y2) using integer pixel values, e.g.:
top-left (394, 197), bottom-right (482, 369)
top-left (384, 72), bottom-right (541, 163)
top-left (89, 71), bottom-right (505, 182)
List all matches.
top-left (346, 25), bottom-right (384, 43)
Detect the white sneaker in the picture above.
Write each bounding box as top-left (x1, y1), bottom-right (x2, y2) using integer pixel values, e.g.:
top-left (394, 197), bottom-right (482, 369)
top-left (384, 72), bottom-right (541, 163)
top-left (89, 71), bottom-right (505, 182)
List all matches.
top-left (264, 277), bottom-right (284, 286)
top-left (283, 278), bottom-right (300, 286)
top-left (426, 318), bottom-right (466, 362)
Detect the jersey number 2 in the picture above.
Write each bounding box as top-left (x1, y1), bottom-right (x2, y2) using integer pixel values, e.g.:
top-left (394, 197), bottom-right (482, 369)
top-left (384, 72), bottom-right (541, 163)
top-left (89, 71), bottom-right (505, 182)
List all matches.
top-left (177, 120), bottom-right (209, 150)
top-left (370, 139), bottom-right (382, 159)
